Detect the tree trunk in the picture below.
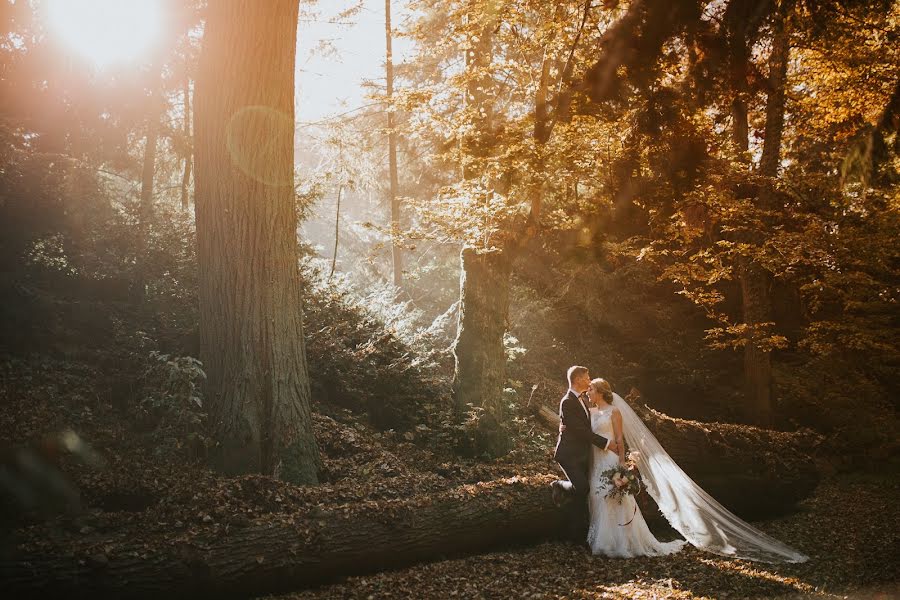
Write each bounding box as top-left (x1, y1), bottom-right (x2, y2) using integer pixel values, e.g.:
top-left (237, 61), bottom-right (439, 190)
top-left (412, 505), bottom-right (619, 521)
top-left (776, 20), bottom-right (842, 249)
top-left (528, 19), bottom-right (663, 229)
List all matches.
top-left (1, 476), bottom-right (566, 599)
top-left (739, 263), bottom-right (773, 426)
top-left (134, 63), bottom-right (164, 304)
top-left (461, 10), bottom-right (493, 179)
top-left (582, 0), bottom-right (698, 103)
top-left (738, 9), bottom-right (789, 427)
top-left (2, 413), bottom-right (820, 599)
top-left (451, 9), bottom-right (512, 457)
top-left (452, 246), bottom-right (512, 457)
top-left (385, 0), bottom-right (402, 288)
top-left (180, 79), bottom-right (193, 212)
top-left (724, 6), bottom-right (787, 428)
top-left (329, 181), bottom-right (342, 279)
top-left (529, 48), bottom-right (552, 226)
top-left (759, 11), bottom-right (788, 182)
top-left (193, 0), bottom-right (320, 484)
top-left (728, 16), bottom-right (750, 157)
top-left (453, 4), bottom-right (596, 451)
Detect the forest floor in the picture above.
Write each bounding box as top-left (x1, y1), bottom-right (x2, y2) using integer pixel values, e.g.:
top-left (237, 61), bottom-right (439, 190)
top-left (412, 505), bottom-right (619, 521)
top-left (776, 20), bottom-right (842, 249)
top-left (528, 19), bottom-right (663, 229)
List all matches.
top-left (266, 475), bottom-right (899, 600)
top-left (2, 353), bottom-right (898, 599)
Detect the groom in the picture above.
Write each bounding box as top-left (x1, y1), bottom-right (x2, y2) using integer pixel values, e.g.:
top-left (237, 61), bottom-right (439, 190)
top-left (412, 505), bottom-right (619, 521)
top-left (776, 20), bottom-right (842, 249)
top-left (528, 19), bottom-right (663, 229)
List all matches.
top-left (551, 365), bottom-right (618, 540)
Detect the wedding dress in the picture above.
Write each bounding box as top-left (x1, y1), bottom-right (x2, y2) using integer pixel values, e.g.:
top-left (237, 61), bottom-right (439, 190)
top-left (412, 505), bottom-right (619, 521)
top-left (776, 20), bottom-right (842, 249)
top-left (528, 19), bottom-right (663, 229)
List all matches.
top-left (586, 394), bottom-right (809, 563)
top-left (587, 405), bottom-right (686, 557)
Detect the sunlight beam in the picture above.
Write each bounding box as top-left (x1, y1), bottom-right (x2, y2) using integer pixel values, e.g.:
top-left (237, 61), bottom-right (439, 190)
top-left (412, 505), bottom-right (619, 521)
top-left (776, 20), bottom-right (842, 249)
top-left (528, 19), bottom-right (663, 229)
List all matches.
top-left (43, 0), bottom-right (162, 68)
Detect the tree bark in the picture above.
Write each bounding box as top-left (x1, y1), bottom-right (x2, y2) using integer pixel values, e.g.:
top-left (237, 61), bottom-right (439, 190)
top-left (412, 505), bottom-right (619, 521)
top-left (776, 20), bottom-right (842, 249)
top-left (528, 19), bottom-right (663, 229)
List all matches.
top-left (723, 4), bottom-right (788, 428)
top-left (759, 11), bottom-right (788, 182)
top-left (0, 476), bottom-right (566, 599)
top-left (529, 45), bottom-right (553, 227)
top-left (180, 79), bottom-right (193, 212)
top-left (724, 0), bottom-right (753, 158)
top-left (134, 62), bottom-right (164, 304)
top-left (385, 0), bottom-right (402, 288)
top-left (452, 246), bottom-right (512, 457)
top-left (329, 181), bottom-right (342, 279)
top-left (451, 9), bottom-right (512, 457)
top-left (738, 8), bottom-right (789, 427)
top-left (739, 263), bottom-right (774, 426)
top-left (452, 3), bottom-right (595, 455)
top-left (193, 0), bottom-right (320, 484)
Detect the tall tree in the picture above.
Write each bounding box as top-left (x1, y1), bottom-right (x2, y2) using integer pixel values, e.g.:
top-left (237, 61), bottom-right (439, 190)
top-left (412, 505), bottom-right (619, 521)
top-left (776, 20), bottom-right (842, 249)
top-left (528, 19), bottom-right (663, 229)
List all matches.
top-left (330, 139), bottom-right (344, 279)
top-left (180, 78), bottom-right (193, 212)
top-left (134, 62), bottom-right (165, 304)
top-left (450, 3), bottom-right (513, 457)
top-left (404, 0), bottom-right (607, 456)
top-left (385, 0), bottom-right (402, 287)
top-left (194, 0), bottom-right (320, 483)
top-left (739, 5), bottom-right (789, 427)
top-left (723, 1), bottom-right (789, 427)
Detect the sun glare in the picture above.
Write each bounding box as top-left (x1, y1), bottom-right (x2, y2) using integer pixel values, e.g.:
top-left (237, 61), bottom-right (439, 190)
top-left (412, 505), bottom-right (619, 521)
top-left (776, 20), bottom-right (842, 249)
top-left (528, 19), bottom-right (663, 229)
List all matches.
top-left (43, 0), bottom-right (162, 68)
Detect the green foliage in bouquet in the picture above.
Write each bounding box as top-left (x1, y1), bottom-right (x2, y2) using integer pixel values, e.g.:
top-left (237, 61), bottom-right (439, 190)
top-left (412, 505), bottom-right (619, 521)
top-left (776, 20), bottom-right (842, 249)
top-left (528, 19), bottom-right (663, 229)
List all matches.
top-left (599, 458), bottom-right (643, 503)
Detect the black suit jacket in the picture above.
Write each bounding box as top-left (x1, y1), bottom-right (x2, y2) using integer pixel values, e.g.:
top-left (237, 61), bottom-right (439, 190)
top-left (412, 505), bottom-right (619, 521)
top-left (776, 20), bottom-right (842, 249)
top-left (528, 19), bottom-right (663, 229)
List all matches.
top-left (554, 390), bottom-right (610, 464)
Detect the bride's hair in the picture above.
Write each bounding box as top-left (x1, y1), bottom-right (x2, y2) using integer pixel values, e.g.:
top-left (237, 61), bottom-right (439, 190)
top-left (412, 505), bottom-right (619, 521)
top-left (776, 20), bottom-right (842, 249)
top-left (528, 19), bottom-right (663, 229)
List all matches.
top-left (589, 378), bottom-right (613, 402)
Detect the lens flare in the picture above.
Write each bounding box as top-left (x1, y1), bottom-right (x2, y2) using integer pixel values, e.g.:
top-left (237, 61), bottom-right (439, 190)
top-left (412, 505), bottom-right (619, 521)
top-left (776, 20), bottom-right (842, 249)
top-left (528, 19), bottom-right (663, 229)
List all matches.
top-left (226, 106), bottom-right (296, 186)
top-left (43, 0), bottom-right (162, 67)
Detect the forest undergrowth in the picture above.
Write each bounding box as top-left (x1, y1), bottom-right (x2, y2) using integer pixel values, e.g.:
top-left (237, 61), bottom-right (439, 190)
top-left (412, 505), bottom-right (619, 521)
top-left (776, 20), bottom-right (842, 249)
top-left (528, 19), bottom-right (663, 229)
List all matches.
top-left (0, 222), bottom-right (896, 599)
top-left (2, 344), bottom-right (897, 600)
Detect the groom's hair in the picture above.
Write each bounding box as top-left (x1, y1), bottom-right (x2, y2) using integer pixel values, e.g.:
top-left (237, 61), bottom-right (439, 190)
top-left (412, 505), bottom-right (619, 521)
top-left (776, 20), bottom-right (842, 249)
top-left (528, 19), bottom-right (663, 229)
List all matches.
top-left (567, 365), bottom-right (589, 386)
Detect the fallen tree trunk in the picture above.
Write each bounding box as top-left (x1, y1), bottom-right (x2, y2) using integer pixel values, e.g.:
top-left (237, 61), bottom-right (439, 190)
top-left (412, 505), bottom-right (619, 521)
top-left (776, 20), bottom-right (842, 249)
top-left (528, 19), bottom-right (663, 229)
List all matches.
top-left (536, 389), bottom-right (822, 518)
top-left (1, 476), bottom-right (566, 599)
top-left (3, 396), bottom-right (820, 598)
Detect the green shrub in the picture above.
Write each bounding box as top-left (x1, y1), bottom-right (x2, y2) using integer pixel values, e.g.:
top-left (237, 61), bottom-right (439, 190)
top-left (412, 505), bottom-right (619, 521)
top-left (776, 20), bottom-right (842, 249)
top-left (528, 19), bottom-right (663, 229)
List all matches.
top-left (300, 263), bottom-right (446, 431)
top-left (135, 351), bottom-right (210, 459)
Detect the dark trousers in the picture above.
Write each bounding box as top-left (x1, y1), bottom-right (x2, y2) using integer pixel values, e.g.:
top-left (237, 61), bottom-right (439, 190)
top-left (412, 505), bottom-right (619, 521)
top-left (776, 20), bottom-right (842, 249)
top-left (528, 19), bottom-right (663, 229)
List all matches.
top-left (556, 455), bottom-right (590, 542)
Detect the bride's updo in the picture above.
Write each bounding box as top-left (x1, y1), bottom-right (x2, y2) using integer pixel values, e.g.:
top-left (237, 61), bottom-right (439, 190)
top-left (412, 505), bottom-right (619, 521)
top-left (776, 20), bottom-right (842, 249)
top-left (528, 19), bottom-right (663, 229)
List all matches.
top-left (590, 378), bottom-right (614, 403)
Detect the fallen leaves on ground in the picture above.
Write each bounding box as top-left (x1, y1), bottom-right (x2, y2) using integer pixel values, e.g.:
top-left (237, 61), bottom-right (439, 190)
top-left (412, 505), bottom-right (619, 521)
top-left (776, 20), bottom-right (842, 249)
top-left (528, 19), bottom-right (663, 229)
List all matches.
top-left (258, 477), bottom-right (898, 599)
top-left (2, 355), bottom-right (897, 599)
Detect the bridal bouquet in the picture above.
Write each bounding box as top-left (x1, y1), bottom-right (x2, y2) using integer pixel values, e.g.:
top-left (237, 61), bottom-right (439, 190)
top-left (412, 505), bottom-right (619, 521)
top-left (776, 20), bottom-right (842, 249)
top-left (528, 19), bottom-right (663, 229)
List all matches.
top-left (599, 458), bottom-right (643, 503)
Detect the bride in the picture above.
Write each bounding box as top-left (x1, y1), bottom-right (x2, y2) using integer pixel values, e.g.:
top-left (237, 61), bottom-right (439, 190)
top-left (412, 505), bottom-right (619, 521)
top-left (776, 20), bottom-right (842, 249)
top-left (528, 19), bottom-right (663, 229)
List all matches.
top-left (581, 377), bottom-right (808, 563)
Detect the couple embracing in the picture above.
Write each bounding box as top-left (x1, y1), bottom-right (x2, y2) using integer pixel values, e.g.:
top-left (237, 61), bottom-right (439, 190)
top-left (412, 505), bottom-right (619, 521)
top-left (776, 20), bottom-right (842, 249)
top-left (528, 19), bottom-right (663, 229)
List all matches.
top-left (551, 365), bottom-right (808, 563)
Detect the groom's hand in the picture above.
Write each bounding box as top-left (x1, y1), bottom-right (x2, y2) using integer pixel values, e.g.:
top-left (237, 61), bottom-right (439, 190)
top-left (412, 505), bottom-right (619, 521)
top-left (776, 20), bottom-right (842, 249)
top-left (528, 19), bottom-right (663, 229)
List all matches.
top-left (608, 441), bottom-right (619, 453)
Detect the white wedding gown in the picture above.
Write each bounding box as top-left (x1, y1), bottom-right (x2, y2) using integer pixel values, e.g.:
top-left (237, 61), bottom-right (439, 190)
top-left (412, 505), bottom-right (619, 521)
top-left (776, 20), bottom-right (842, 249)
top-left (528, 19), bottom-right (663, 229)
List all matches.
top-left (587, 405), bottom-right (686, 558)
top-left (585, 394), bottom-right (809, 563)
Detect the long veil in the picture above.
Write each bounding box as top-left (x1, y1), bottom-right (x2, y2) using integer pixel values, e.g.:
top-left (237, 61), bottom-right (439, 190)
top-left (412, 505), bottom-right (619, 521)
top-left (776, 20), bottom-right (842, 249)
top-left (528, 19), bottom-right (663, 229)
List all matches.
top-left (611, 392), bottom-right (809, 563)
